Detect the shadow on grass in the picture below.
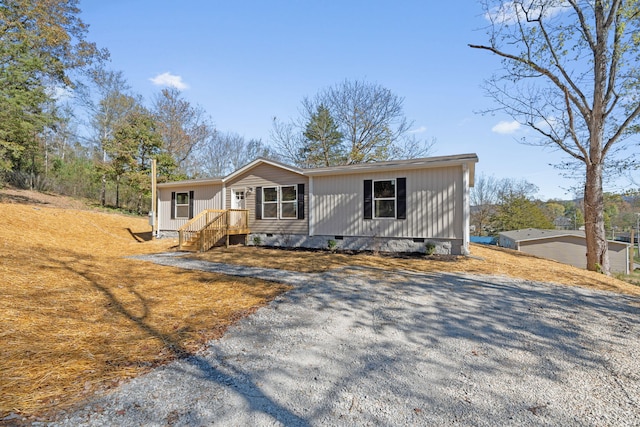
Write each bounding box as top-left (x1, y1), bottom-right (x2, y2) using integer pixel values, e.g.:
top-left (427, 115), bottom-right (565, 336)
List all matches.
top-left (126, 228), bottom-right (153, 243)
top-left (36, 251), bottom-right (308, 426)
top-left (0, 192), bottom-right (50, 205)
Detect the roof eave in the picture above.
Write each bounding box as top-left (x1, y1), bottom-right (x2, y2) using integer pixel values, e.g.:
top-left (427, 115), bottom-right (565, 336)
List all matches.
top-left (304, 153), bottom-right (479, 177)
top-left (157, 178), bottom-right (223, 188)
top-left (223, 157), bottom-right (304, 182)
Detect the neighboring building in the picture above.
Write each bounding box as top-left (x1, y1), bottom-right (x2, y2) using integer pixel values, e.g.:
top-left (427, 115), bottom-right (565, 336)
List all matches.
top-left (499, 228), bottom-right (631, 274)
top-left (553, 216), bottom-right (573, 230)
top-left (156, 153), bottom-right (479, 255)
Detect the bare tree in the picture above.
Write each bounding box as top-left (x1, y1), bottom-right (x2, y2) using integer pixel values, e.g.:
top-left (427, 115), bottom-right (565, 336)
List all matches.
top-left (77, 69), bottom-right (139, 206)
top-left (152, 88), bottom-right (213, 177)
top-left (471, 174), bottom-right (539, 235)
top-left (269, 117), bottom-right (306, 166)
top-left (316, 80), bottom-right (433, 164)
top-left (198, 131), bottom-right (275, 177)
top-left (470, 0), bottom-right (640, 274)
top-left (470, 173), bottom-right (500, 236)
top-left (272, 79), bottom-right (434, 167)
top-left (324, 80), bottom-right (410, 163)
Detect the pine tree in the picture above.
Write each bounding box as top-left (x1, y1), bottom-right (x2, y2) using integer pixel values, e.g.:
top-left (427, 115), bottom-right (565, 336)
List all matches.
top-left (300, 104), bottom-right (343, 167)
top-left (0, 0), bottom-right (106, 173)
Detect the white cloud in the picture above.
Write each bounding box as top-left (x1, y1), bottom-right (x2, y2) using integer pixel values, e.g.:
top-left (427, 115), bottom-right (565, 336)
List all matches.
top-left (149, 72), bottom-right (189, 90)
top-left (408, 126), bottom-right (427, 134)
top-left (492, 120), bottom-right (521, 134)
top-left (485, 1), bottom-right (568, 25)
top-left (47, 85), bottom-right (73, 101)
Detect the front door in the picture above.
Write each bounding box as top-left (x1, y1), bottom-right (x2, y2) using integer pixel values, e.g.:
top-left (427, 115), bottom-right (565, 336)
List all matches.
top-left (231, 189), bottom-right (245, 209)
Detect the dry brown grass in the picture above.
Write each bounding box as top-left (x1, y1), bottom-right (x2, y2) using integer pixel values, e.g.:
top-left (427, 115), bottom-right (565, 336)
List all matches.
top-left (0, 192), bottom-right (289, 419)
top-left (192, 244), bottom-right (640, 297)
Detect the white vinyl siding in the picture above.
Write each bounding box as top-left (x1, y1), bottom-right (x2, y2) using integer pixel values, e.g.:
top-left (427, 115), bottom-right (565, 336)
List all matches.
top-left (312, 166), bottom-right (463, 238)
top-left (157, 184), bottom-right (223, 231)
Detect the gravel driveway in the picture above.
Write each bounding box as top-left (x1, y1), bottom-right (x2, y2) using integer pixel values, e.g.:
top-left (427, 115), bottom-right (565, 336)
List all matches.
top-left (51, 254), bottom-right (640, 426)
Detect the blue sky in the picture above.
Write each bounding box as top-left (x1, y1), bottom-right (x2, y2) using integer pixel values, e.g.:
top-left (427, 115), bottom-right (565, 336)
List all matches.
top-left (78, 1), bottom-right (629, 201)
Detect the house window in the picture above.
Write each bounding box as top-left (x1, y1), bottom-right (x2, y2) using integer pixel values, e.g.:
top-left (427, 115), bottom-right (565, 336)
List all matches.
top-left (175, 192), bottom-right (190, 219)
top-left (263, 187), bottom-right (278, 219)
top-left (256, 184), bottom-right (305, 220)
top-left (280, 185), bottom-right (297, 218)
top-left (373, 179), bottom-right (396, 218)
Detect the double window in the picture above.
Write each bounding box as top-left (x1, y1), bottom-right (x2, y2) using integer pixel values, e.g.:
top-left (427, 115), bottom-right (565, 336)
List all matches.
top-left (261, 185), bottom-right (298, 219)
top-left (257, 184), bottom-right (304, 220)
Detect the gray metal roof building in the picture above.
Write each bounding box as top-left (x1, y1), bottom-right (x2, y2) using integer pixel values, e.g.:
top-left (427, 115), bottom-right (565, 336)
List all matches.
top-left (499, 228), bottom-right (630, 274)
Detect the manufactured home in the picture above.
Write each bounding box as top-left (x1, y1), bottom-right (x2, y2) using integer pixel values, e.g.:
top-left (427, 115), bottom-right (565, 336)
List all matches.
top-left (156, 153), bottom-right (478, 255)
top-left (499, 228), bottom-right (631, 274)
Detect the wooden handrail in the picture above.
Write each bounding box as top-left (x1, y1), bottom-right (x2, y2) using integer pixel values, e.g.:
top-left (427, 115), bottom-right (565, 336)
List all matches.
top-left (178, 209), bottom-right (226, 232)
top-left (178, 209), bottom-right (249, 252)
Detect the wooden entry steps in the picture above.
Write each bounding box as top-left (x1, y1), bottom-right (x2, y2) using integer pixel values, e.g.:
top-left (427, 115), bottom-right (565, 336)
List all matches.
top-left (178, 209), bottom-right (249, 252)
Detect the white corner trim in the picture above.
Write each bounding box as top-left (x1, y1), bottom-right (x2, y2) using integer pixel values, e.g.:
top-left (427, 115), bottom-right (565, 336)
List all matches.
top-left (222, 184), bottom-right (226, 210)
top-left (462, 164), bottom-right (470, 252)
top-left (308, 176), bottom-right (314, 236)
top-left (156, 192), bottom-right (161, 235)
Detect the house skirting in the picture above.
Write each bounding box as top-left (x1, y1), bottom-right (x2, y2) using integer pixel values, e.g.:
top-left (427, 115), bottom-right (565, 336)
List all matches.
top-left (158, 230), bottom-right (465, 255)
top-left (249, 233), bottom-right (464, 255)
top-left (157, 230), bottom-right (179, 239)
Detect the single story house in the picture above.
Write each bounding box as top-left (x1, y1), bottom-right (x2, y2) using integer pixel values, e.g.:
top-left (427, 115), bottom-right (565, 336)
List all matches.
top-left (156, 153), bottom-right (478, 255)
top-left (499, 228), bottom-right (631, 274)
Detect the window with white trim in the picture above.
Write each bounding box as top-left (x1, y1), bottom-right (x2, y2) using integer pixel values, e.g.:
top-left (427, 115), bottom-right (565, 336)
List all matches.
top-left (262, 187), bottom-right (278, 219)
top-left (373, 179), bottom-right (396, 218)
top-left (175, 192), bottom-right (190, 219)
top-left (280, 185), bottom-right (297, 218)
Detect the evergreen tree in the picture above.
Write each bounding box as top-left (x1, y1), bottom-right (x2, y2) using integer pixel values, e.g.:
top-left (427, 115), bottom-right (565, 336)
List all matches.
top-left (300, 104), bottom-right (343, 167)
top-left (0, 0), bottom-right (106, 174)
top-left (108, 110), bottom-right (175, 211)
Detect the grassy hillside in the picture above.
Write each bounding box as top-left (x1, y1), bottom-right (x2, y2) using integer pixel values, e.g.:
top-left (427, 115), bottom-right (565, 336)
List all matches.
top-left (0, 189), bottom-right (289, 420)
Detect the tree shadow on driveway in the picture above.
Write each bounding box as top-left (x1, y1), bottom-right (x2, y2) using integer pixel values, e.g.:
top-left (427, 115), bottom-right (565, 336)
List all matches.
top-left (85, 255), bottom-right (640, 426)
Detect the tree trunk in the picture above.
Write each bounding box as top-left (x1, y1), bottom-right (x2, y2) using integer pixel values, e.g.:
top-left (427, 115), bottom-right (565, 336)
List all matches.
top-left (584, 161), bottom-right (609, 274)
top-left (101, 148), bottom-right (107, 207)
top-left (100, 174), bottom-right (106, 207)
top-left (115, 175), bottom-right (120, 209)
